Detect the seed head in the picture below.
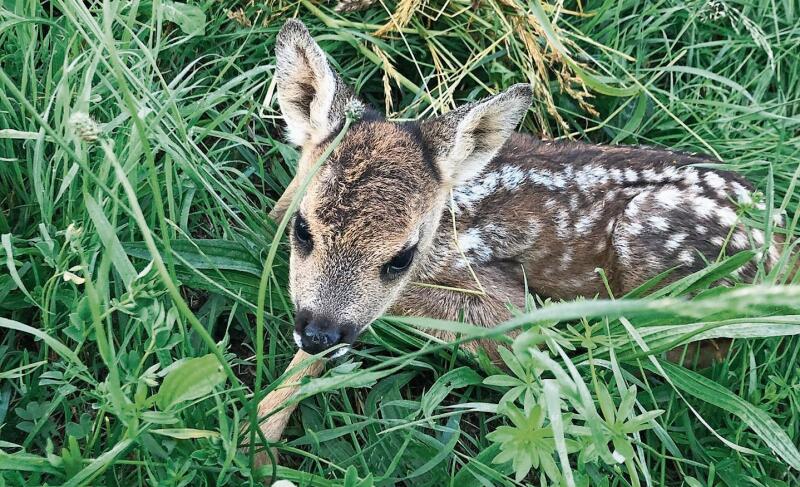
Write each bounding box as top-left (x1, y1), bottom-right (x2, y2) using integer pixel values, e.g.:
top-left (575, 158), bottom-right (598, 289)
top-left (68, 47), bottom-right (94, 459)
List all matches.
top-left (69, 112), bottom-right (101, 142)
top-left (345, 100), bottom-right (365, 122)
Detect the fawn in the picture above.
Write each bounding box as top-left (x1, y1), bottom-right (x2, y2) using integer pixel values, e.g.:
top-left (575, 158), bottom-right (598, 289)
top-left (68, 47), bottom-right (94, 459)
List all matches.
top-left (269, 19), bottom-right (780, 360)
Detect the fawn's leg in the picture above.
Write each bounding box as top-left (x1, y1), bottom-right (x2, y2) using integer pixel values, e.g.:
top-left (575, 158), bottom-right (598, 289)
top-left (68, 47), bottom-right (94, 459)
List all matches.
top-left (243, 350), bottom-right (324, 469)
top-left (390, 262), bottom-right (527, 361)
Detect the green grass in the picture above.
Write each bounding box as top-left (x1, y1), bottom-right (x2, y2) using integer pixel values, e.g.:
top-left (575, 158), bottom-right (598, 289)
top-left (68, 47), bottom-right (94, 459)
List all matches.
top-left (1, 0), bottom-right (800, 485)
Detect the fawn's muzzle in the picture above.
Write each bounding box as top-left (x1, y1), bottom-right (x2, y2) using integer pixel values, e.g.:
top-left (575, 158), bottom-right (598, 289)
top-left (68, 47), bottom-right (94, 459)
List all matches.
top-left (294, 308), bottom-right (353, 355)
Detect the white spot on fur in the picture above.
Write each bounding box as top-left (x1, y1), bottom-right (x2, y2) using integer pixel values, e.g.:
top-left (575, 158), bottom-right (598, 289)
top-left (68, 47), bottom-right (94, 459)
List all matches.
top-left (627, 221), bottom-right (644, 236)
top-left (678, 250), bottom-right (695, 265)
top-left (682, 168), bottom-right (700, 186)
top-left (768, 244), bottom-right (780, 265)
top-left (527, 169), bottom-right (565, 190)
top-left (665, 233), bottom-right (687, 251)
top-left (575, 164), bottom-right (609, 191)
top-left (712, 236), bottom-right (725, 246)
top-left (649, 216), bottom-right (670, 231)
top-left (731, 232), bottom-right (748, 249)
top-left (696, 224), bottom-right (708, 234)
top-left (642, 168), bottom-right (665, 182)
top-left (560, 252), bottom-right (573, 270)
top-left (615, 238), bottom-right (632, 264)
top-left (704, 172), bottom-right (726, 190)
top-left (654, 187), bottom-right (682, 209)
top-left (458, 227), bottom-right (492, 262)
top-left (569, 194), bottom-right (579, 212)
top-left (453, 171), bottom-right (500, 211)
top-left (609, 168), bottom-right (624, 183)
top-left (293, 330), bottom-right (303, 348)
top-left (499, 166), bottom-right (525, 190)
top-left (625, 196), bottom-right (643, 218)
top-left (716, 207), bottom-right (738, 226)
top-left (575, 208), bottom-right (601, 234)
top-left (693, 197), bottom-right (718, 219)
top-left (730, 182), bottom-right (752, 204)
top-left (753, 229), bottom-right (765, 245)
top-left (555, 208), bottom-right (570, 238)
top-left (624, 168), bottom-right (639, 183)
top-left (662, 166), bottom-right (680, 181)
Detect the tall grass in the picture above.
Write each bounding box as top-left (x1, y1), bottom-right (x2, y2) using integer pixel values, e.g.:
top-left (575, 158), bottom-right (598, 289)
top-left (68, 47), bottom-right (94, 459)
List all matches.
top-left (1, 0), bottom-right (799, 485)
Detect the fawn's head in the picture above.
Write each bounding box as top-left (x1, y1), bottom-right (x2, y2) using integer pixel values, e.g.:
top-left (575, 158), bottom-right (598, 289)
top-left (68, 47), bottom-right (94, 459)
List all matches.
top-left (272, 20), bottom-right (531, 356)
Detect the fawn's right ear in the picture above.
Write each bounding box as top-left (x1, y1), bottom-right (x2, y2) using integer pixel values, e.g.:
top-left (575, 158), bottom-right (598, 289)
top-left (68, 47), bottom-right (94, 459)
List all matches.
top-left (275, 20), bottom-right (357, 146)
top-left (422, 84), bottom-right (532, 187)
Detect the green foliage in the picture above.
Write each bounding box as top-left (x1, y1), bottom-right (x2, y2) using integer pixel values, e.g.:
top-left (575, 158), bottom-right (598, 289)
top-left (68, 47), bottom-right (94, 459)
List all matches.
top-left (1, 0), bottom-right (800, 485)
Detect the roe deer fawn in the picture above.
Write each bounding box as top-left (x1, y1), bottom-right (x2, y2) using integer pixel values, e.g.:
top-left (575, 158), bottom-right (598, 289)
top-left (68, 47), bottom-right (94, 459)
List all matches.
top-left (246, 19), bottom-right (788, 468)
top-left (269, 19), bottom-right (781, 360)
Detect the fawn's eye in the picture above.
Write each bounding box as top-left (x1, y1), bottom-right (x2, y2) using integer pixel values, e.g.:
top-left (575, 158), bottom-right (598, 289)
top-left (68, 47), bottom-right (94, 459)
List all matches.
top-left (293, 214), bottom-right (313, 251)
top-left (381, 245), bottom-right (416, 278)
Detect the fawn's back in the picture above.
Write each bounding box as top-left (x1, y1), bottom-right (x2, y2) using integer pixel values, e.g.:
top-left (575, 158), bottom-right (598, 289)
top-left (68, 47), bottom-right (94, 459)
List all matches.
top-left (422, 134), bottom-right (775, 300)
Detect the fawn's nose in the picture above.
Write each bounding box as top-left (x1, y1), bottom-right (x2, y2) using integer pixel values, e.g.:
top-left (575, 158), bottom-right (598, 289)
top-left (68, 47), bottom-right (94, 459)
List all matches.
top-left (294, 309), bottom-right (343, 354)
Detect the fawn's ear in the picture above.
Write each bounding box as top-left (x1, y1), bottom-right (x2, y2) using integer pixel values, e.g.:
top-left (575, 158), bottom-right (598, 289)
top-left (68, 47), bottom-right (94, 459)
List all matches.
top-left (275, 20), bottom-right (358, 146)
top-left (422, 84), bottom-right (532, 186)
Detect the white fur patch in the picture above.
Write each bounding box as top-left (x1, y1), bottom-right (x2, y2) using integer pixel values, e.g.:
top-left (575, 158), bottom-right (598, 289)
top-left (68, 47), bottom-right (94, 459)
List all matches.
top-left (624, 168), bottom-right (639, 183)
top-left (682, 168), bottom-right (700, 185)
top-left (649, 216), bottom-right (670, 231)
top-left (716, 207), bottom-right (738, 227)
top-left (693, 197), bottom-right (718, 219)
top-left (729, 181), bottom-right (752, 204)
top-left (704, 172), bottom-right (726, 190)
top-left (453, 172), bottom-right (500, 211)
top-left (654, 187), bottom-right (682, 209)
top-left (625, 196), bottom-right (643, 218)
top-left (768, 244), bottom-right (780, 265)
top-left (662, 165), bottom-right (680, 180)
top-left (499, 165), bottom-right (526, 190)
top-left (569, 194), bottom-right (579, 212)
top-left (678, 250), bottom-right (695, 265)
top-left (527, 169), bottom-right (565, 190)
top-left (665, 232), bottom-right (687, 251)
top-left (575, 164), bottom-right (609, 191)
top-left (555, 208), bottom-right (571, 238)
top-left (575, 209), bottom-right (600, 234)
top-left (457, 227), bottom-right (493, 263)
top-left (731, 232), bottom-right (749, 249)
top-left (293, 330), bottom-right (303, 348)
top-left (560, 252), bottom-right (573, 270)
top-left (642, 168), bottom-right (665, 182)
top-left (627, 221), bottom-right (644, 236)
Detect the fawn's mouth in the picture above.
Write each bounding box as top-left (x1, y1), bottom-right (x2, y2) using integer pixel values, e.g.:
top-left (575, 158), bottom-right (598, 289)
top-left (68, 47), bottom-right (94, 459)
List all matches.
top-left (293, 330), bottom-right (352, 359)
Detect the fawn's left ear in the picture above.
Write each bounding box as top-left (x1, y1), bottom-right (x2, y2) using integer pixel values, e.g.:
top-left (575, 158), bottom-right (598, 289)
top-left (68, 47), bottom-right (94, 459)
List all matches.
top-left (422, 84), bottom-right (532, 186)
top-left (274, 19), bottom-right (358, 146)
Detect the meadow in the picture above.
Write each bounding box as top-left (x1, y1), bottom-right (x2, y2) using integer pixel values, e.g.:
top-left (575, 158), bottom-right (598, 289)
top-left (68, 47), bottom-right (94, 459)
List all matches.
top-left (1, 0), bottom-right (800, 485)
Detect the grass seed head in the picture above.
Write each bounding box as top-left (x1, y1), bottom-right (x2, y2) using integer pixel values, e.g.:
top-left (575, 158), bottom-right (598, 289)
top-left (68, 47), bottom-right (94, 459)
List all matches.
top-left (68, 112), bottom-right (101, 142)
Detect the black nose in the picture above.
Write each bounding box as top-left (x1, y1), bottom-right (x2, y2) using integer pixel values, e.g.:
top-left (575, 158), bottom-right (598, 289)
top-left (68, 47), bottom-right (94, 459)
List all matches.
top-left (294, 310), bottom-right (342, 354)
